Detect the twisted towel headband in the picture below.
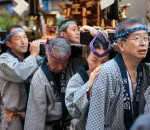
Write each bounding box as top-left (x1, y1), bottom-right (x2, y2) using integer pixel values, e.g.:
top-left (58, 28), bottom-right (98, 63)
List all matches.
top-left (89, 31), bottom-right (110, 57)
top-left (56, 21), bottom-right (76, 34)
top-left (2, 29), bottom-right (25, 44)
top-left (115, 26), bottom-right (148, 43)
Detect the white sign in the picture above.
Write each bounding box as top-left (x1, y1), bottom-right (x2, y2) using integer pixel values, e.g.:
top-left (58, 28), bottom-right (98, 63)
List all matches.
top-left (13, 0), bottom-right (29, 16)
top-left (100, 0), bottom-right (115, 10)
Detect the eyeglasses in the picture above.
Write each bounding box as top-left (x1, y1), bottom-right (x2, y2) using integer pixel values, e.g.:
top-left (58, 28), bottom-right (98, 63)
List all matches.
top-left (125, 35), bottom-right (149, 43)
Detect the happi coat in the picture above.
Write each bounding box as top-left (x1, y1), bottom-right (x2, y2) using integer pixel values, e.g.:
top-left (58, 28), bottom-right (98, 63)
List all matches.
top-left (144, 63), bottom-right (150, 114)
top-left (0, 49), bottom-right (39, 130)
top-left (86, 55), bottom-right (150, 130)
top-left (65, 64), bottom-right (89, 130)
top-left (24, 58), bottom-right (74, 130)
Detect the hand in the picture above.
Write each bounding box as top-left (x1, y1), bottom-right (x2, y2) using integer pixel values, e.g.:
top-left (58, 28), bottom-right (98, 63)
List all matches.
top-left (80, 25), bottom-right (108, 38)
top-left (29, 40), bottom-right (41, 58)
top-left (79, 25), bottom-right (98, 37)
top-left (88, 65), bottom-right (102, 90)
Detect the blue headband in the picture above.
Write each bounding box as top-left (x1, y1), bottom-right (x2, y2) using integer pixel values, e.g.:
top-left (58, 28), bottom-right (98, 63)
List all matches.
top-left (89, 31), bottom-right (110, 57)
top-left (2, 29), bottom-right (25, 44)
top-left (115, 26), bottom-right (148, 43)
top-left (56, 21), bottom-right (76, 34)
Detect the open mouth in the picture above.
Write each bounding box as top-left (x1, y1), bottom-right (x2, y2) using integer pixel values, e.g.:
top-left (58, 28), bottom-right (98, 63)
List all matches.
top-left (138, 49), bottom-right (147, 54)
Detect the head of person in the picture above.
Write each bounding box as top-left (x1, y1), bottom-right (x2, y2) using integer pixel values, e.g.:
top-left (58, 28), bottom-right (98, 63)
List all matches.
top-left (46, 37), bottom-right (71, 73)
top-left (57, 19), bottom-right (80, 44)
top-left (86, 32), bottom-right (110, 73)
top-left (2, 24), bottom-right (28, 56)
top-left (115, 17), bottom-right (149, 61)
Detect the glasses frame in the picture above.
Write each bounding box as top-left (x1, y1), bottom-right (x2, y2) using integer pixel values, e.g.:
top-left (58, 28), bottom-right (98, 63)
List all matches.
top-left (125, 35), bottom-right (149, 43)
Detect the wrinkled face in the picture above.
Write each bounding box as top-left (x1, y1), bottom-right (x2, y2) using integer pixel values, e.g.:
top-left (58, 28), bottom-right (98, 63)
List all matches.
top-left (6, 28), bottom-right (28, 56)
top-left (47, 51), bottom-right (69, 73)
top-left (86, 49), bottom-right (110, 73)
top-left (119, 24), bottom-right (149, 61)
top-left (63, 23), bottom-right (80, 44)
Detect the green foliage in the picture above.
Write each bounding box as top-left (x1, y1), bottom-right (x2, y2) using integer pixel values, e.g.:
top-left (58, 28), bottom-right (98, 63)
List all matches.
top-left (0, 13), bottom-right (19, 30)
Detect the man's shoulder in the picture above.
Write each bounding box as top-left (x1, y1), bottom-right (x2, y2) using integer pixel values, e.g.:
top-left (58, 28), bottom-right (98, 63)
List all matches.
top-left (103, 59), bottom-right (118, 70)
top-left (0, 52), bottom-right (10, 57)
top-left (0, 52), bottom-right (15, 61)
top-left (33, 67), bottom-right (43, 77)
top-left (31, 67), bottom-right (46, 83)
top-left (99, 59), bottom-right (121, 78)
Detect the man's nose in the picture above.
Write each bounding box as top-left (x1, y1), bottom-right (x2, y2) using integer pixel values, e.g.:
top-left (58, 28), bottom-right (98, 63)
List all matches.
top-left (21, 37), bottom-right (27, 44)
top-left (57, 64), bottom-right (64, 70)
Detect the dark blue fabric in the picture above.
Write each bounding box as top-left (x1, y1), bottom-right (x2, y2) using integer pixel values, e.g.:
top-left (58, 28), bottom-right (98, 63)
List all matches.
top-left (41, 57), bottom-right (53, 83)
top-left (77, 64), bottom-right (89, 83)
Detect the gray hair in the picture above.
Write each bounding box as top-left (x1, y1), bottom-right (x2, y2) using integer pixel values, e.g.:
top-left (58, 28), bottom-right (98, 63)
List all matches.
top-left (46, 37), bottom-right (71, 57)
top-left (115, 17), bottom-right (146, 40)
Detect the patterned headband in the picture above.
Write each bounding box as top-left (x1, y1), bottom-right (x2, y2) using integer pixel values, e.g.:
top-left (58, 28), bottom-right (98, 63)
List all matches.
top-left (2, 29), bottom-right (25, 44)
top-left (46, 38), bottom-right (71, 61)
top-left (89, 31), bottom-right (110, 57)
top-left (115, 26), bottom-right (148, 43)
top-left (56, 21), bottom-right (76, 34)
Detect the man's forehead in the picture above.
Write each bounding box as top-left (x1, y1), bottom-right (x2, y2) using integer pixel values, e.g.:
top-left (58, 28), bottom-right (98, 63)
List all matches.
top-left (129, 30), bottom-right (148, 36)
top-left (51, 56), bottom-right (68, 63)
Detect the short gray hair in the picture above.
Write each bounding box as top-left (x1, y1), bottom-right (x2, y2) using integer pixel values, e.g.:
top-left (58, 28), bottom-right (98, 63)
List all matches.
top-left (46, 37), bottom-right (71, 57)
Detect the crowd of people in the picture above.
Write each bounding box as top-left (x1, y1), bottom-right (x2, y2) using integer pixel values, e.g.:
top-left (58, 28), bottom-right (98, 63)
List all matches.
top-left (0, 17), bottom-right (150, 130)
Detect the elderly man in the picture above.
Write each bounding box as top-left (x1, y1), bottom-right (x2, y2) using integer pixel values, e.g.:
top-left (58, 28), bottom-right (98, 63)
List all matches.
top-left (86, 17), bottom-right (150, 130)
top-left (24, 37), bottom-right (73, 130)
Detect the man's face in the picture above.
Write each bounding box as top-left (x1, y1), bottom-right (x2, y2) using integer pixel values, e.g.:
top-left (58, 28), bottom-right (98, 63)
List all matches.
top-left (63, 23), bottom-right (80, 44)
top-left (47, 52), bottom-right (69, 73)
top-left (119, 24), bottom-right (149, 61)
top-left (7, 28), bottom-right (28, 56)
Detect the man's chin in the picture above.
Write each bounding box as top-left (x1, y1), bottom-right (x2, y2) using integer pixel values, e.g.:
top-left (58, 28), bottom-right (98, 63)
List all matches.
top-left (20, 49), bottom-right (28, 54)
top-left (76, 40), bottom-right (80, 43)
top-left (22, 48), bottom-right (28, 52)
top-left (54, 70), bottom-right (63, 73)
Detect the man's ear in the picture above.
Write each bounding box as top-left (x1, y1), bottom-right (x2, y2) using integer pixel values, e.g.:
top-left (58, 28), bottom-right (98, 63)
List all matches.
top-left (59, 32), bottom-right (67, 38)
top-left (5, 41), bottom-right (12, 48)
top-left (118, 40), bottom-right (125, 52)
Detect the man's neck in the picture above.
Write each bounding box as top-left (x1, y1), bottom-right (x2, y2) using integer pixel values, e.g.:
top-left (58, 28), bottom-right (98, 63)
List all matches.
top-left (12, 51), bottom-right (25, 61)
top-left (122, 55), bottom-right (141, 85)
top-left (122, 54), bottom-right (141, 70)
